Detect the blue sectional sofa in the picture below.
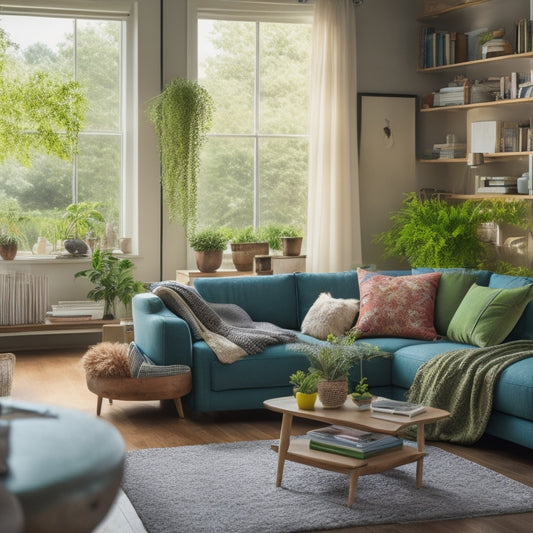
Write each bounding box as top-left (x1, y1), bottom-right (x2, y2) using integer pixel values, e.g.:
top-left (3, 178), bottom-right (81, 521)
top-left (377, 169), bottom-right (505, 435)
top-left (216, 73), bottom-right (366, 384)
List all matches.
top-left (132, 269), bottom-right (533, 450)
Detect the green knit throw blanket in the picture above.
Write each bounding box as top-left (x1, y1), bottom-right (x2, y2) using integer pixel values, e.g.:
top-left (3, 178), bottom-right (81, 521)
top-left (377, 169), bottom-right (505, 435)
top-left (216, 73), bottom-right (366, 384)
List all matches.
top-left (407, 340), bottom-right (533, 445)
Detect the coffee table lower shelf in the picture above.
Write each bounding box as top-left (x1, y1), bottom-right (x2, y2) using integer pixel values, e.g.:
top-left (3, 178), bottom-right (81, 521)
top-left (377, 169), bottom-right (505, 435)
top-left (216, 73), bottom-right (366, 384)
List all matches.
top-left (271, 439), bottom-right (425, 507)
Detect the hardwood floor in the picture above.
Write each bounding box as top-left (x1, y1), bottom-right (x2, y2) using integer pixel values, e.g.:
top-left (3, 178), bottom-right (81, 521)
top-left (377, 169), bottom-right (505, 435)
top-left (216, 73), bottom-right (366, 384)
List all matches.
top-left (8, 347), bottom-right (533, 533)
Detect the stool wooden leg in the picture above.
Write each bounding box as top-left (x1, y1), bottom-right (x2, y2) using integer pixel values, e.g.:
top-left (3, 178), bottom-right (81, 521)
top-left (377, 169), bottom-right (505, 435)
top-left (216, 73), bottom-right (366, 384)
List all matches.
top-left (96, 396), bottom-right (103, 416)
top-left (173, 398), bottom-right (185, 418)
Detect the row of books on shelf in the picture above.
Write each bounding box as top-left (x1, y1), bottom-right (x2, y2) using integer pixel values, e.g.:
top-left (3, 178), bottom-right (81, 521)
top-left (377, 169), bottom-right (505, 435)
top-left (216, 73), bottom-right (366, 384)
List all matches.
top-left (420, 19), bottom-right (533, 70)
top-left (430, 72), bottom-right (533, 108)
top-left (475, 176), bottom-right (519, 195)
top-left (305, 400), bottom-right (426, 460)
top-left (46, 300), bottom-right (105, 322)
top-left (471, 120), bottom-right (533, 154)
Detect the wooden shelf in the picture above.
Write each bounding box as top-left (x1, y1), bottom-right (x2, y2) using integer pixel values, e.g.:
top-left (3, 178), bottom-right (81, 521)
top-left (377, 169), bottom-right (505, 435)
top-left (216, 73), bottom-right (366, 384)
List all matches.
top-left (421, 96), bottom-right (533, 112)
top-left (0, 319), bottom-right (119, 334)
top-left (419, 152), bottom-right (533, 163)
top-left (449, 193), bottom-right (533, 200)
top-left (417, 52), bottom-right (533, 73)
top-left (419, 158), bottom-right (467, 163)
top-left (417, 0), bottom-right (493, 21)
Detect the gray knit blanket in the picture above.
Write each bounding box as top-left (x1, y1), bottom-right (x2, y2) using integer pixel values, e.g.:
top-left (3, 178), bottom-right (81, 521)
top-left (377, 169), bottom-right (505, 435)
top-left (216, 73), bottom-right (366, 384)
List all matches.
top-left (151, 281), bottom-right (297, 364)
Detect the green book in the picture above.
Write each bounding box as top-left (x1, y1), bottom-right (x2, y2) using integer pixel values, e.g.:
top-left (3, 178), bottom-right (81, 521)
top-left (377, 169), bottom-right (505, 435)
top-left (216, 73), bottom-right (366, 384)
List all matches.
top-left (309, 439), bottom-right (402, 460)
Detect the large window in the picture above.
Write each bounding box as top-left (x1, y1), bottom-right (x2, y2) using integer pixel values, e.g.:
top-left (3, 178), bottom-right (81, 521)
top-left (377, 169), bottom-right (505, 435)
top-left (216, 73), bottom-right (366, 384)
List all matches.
top-left (0, 12), bottom-right (126, 253)
top-left (193, 3), bottom-right (312, 232)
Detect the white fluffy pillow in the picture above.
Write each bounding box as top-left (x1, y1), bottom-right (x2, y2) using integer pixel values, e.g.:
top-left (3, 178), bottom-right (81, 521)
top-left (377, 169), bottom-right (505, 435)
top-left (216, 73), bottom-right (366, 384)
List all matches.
top-left (301, 292), bottom-right (360, 340)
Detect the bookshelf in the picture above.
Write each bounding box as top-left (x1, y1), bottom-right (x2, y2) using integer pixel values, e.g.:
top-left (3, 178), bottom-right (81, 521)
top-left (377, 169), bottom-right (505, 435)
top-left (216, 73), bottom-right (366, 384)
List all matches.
top-left (416, 0), bottom-right (533, 190)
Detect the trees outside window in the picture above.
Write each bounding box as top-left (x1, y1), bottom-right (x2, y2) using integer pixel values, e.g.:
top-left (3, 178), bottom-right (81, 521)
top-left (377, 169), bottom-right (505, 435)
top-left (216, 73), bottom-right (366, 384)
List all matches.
top-left (0, 15), bottom-right (124, 251)
top-left (196, 18), bottom-right (311, 232)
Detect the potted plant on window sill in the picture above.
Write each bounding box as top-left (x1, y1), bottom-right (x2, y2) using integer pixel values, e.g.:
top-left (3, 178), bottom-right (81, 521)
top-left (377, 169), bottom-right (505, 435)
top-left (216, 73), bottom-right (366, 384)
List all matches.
top-left (230, 227), bottom-right (269, 272)
top-left (188, 228), bottom-right (231, 273)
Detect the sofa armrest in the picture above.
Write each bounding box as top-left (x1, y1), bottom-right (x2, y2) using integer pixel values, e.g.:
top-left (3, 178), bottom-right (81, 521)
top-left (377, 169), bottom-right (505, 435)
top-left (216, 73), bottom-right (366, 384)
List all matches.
top-left (132, 293), bottom-right (193, 367)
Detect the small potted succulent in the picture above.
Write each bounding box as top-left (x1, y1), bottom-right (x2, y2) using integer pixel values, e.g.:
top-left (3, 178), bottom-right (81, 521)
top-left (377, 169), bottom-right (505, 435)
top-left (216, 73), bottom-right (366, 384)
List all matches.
top-left (188, 228), bottom-right (230, 273)
top-left (289, 370), bottom-right (320, 410)
top-left (351, 377), bottom-right (373, 410)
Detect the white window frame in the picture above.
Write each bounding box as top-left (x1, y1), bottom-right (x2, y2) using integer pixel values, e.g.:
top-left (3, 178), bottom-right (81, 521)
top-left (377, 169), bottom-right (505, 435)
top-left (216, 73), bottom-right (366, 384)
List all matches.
top-left (187, 0), bottom-right (313, 229)
top-left (0, 0), bottom-right (138, 254)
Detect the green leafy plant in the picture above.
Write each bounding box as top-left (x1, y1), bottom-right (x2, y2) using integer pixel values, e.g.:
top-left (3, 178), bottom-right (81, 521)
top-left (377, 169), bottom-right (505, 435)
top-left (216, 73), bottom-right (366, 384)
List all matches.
top-left (75, 250), bottom-right (145, 319)
top-left (0, 28), bottom-right (86, 166)
top-left (188, 228), bottom-right (231, 251)
top-left (289, 334), bottom-right (389, 382)
top-left (351, 377), bottom-right (372, 400)
top-left (375, 193), bottom-right (529, 269)
top-left (289, 370), bottom-right (320, 394)
top-left (231, 226), bottom-right (264, 244)
top-left (263, 224), bottom-right (303, 251)
top-left (147, 78), bottom-right (214, 233)
top-left (58, 202), bottom-right (106, 240)
top-left (0, 200), bottom-right (28, 249)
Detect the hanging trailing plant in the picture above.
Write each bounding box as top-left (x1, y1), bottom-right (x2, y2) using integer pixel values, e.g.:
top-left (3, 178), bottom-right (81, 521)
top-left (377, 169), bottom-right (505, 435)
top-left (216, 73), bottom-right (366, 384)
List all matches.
top-left (147, 78), bottom-right (214, 233)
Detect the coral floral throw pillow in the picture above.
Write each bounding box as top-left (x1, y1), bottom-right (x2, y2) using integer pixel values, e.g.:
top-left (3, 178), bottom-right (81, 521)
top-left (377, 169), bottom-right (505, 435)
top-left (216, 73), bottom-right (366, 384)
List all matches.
top-left (351, 269), bottom-right (442, 340)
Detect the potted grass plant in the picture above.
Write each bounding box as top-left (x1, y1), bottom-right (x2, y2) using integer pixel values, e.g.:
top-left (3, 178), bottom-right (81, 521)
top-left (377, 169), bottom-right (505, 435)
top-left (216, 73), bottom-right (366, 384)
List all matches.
top-left (289, 370), bottom-right (321, 410)
top-left (188, 228), bottom-right (231, 273)
top-left (230, 226), bottom-right (269, 272)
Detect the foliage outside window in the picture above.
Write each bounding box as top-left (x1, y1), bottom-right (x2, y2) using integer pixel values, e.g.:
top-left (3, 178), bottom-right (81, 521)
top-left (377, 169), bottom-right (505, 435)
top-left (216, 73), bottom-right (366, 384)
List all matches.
top-left (196, 17), bottom-right (311, 234)
top-left (0, 15), bottom-right (124, 253)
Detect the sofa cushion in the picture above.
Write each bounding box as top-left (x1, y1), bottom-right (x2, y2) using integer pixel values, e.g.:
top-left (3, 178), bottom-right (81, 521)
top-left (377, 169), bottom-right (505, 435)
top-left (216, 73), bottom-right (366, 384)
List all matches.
top-left (294, 270), bottom-right (359, 327)
top-left (412, 268), bottom-right (477, 336)
top-left (488, 273), bottom-right (533, 341)
top-left (191, 342), bottom-right (311, 392)
top-left (352, 269), bottom-right (441, 340)
top-left (493, 357), bottom-right (533, 421)
top-left (447, 283), bottom-right (533, 347)
top-left (301, 292), bottom-right (359, 339)
top-left (194, 274), bottom-right (298, 329)
top-left (392, 341), bottom-right (475, 390)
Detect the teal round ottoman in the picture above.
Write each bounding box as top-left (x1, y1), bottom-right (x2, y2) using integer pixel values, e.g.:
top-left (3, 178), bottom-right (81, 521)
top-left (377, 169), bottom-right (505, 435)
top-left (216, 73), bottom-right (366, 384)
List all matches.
top-left (1, 400), bottom-right (124, 533)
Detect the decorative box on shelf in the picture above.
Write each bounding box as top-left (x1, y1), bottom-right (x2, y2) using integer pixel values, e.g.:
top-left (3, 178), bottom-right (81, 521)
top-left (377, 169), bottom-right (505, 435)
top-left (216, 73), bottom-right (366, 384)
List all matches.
top-left (271, 255), bottom-right (306, 275)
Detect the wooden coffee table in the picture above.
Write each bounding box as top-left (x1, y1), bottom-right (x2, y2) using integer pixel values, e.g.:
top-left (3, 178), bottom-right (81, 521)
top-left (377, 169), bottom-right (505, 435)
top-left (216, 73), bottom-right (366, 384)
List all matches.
top-left (264, 396), bottom-right (449, 507)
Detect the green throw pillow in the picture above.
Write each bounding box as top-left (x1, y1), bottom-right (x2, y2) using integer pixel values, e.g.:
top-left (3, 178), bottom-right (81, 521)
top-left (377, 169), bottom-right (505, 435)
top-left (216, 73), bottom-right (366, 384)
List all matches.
top-left (447, 283), bottom-right (533, 347)
top-left (434, 271), bottom-right (477, 336)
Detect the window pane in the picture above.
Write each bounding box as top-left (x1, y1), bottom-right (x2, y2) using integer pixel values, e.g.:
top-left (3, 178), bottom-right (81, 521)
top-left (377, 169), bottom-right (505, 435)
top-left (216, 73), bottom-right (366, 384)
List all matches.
top-left (77, 20), bottom-right (121, 131)
top-left (259, 23), bottom-right (311, 135)
top-left (197, 137), bottom-right (254, 228)
top-left (198, 20), bottom-right (255, 135)
top-left (258, 137), bottom-right (308, 229)
top-left (77, 134), bottom-right (121, 232)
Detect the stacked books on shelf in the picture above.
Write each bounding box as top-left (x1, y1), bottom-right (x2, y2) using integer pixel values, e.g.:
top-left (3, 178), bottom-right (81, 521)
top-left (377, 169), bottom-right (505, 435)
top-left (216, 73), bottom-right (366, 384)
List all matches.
top-left (370, 399), bottom-right (426, 421)
top-left (306, 425), bottom-right (403, 460)
top-left (476, 176), bottom-right (518, 195)
top-left (419, 26), bottom-right (467, 69)
top-left (432, 142), bottom-right (466, 160)
top-left (516, 18), bottom-right (533, 54)
top-left (46, 300), bottom-right (105, 322)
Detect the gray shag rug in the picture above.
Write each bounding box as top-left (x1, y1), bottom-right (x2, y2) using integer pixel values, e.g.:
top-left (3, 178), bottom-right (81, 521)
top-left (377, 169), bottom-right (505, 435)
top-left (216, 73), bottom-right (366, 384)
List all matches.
top-left (122, 439), bottom-right (533, 533)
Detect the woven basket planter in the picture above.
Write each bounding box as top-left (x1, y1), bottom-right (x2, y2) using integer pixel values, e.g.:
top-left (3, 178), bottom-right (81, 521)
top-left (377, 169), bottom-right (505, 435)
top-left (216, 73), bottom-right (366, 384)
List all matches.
top-left (317, 379), bottom-right (348, 409)
top-left (0, 353), bottom-right (16, 396)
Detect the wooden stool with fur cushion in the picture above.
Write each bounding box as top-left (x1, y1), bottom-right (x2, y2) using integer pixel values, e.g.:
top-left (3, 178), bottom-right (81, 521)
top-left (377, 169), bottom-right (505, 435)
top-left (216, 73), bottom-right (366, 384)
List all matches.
top-left (82, 342), bottom-right (192, 418)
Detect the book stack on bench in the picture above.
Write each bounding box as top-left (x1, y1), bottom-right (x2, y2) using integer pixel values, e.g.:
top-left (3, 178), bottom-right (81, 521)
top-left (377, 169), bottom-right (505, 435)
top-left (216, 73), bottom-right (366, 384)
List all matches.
top-left (306, 425), bottom-right (403, 460)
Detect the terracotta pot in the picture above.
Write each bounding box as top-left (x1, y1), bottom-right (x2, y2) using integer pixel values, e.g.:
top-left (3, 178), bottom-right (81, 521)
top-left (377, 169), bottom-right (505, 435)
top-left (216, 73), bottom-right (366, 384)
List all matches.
top-left (230, 242), bottom-right (269, 272)
top-left (282, 237), bottom-right (303, 256)
top-left (0, 242), bottom-right (17, 261)
top-left (295, 391), bottom-right (317, 410)
top-left (194, 250), bottom-right (223, 273)
top-left (317, 379), bottom-right (348, 408)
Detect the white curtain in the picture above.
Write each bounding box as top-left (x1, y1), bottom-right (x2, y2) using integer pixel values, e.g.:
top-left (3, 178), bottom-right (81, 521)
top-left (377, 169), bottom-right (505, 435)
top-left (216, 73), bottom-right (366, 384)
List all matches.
top-left (306, 0), bottom-right (362, 273)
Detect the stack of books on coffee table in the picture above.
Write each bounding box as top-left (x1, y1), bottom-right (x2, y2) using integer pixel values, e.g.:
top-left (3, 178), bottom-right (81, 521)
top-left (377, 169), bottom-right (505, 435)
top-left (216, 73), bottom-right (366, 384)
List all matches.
top-left (306, 425), bottom-right (403, 460)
